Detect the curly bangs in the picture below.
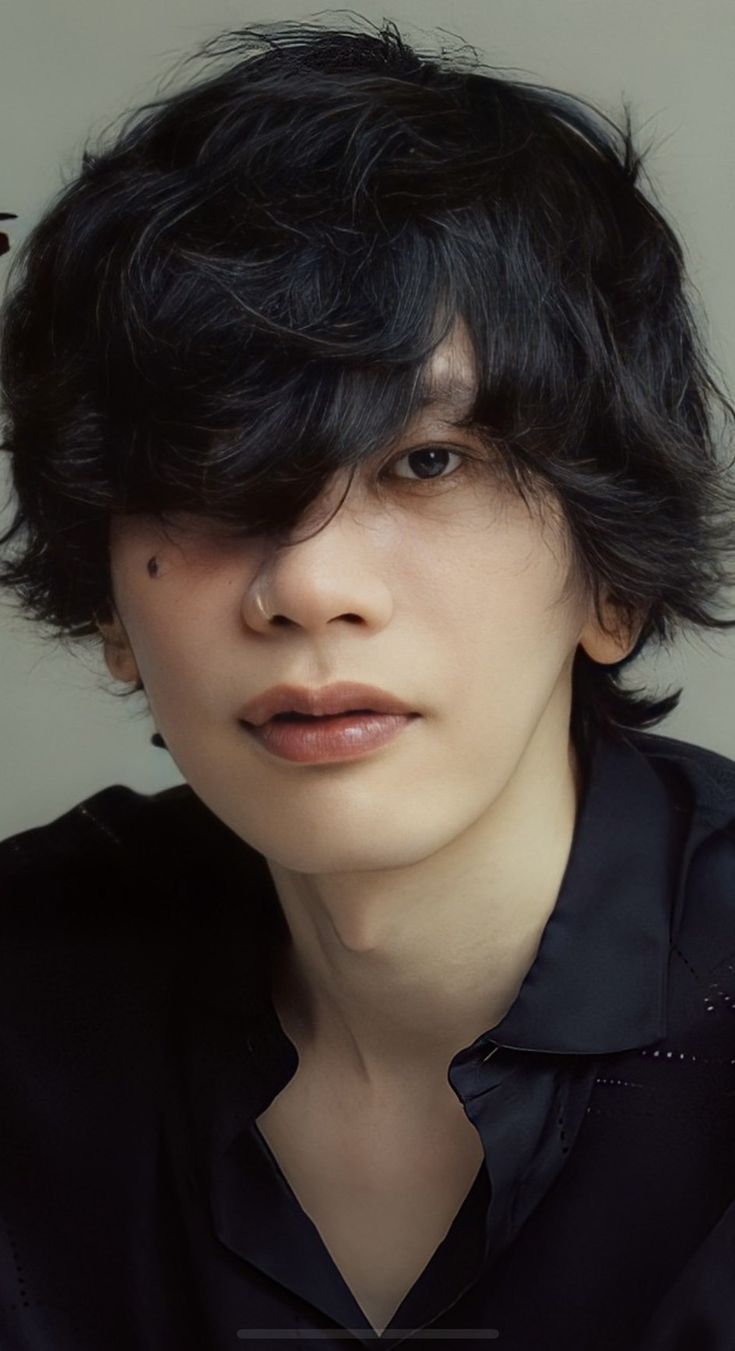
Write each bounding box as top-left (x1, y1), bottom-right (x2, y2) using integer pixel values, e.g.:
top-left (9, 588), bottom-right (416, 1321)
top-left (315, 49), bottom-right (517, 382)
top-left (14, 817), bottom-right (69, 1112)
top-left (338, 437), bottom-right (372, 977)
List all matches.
top-left (1, 14), bottom-right (734, 761)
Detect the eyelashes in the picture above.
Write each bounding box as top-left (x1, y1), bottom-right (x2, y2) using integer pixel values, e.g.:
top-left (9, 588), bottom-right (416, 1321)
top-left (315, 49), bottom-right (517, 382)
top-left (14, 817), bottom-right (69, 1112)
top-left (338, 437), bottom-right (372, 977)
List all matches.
top-left (143, 448), bottom-right (488, 579)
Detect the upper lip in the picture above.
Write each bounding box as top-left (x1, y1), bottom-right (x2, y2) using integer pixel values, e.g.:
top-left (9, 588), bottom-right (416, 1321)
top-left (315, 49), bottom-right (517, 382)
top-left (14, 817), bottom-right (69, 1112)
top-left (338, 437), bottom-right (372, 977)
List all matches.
top-left (239, 682), bottom-right (418, 727)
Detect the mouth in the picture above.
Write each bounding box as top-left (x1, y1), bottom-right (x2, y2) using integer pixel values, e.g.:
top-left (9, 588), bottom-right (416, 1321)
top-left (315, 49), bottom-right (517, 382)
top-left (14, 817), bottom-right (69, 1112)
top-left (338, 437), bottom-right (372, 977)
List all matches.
top-left (268, 709), bottom-right (377, 722)
top-left (239, 708), bottom-right (419, 763)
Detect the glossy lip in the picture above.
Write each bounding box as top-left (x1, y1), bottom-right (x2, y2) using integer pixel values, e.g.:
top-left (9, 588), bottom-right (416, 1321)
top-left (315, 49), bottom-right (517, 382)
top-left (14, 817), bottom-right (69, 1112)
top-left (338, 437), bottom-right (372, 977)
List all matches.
top-left (241, 711), bottom-right (419, 763)
top-left (238, 681), bottom-right (418, 728)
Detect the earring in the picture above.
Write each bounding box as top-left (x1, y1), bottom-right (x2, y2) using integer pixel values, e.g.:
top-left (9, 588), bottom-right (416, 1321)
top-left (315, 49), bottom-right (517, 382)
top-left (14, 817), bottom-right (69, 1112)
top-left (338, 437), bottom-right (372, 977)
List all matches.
top-left (147, 556), bottom-right (166, 747)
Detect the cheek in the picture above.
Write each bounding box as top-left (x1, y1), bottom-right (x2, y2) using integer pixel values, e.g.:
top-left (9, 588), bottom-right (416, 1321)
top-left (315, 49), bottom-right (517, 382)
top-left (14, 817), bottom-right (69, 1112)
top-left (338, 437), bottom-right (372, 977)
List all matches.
top-left (466, 533), bottom-right (573, 630)
top-left (113, 529), bottom-right (244, 632)
top-left (447, 548), bottom-right (580, 698)
top-left (107, 546), bottom-right (188, 672)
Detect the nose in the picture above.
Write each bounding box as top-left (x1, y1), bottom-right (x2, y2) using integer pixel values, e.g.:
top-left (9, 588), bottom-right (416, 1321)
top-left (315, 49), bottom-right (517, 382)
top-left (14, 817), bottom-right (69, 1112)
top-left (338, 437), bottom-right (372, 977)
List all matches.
top-left (244, 488), bottom-right (394, 636)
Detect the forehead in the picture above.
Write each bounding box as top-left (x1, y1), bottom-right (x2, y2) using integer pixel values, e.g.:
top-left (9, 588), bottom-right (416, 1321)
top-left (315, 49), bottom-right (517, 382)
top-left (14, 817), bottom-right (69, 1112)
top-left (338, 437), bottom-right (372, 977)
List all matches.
top-left (415, 319), bottom-right (479, 424)
top-left (109, 321), bottom-right (484, 548)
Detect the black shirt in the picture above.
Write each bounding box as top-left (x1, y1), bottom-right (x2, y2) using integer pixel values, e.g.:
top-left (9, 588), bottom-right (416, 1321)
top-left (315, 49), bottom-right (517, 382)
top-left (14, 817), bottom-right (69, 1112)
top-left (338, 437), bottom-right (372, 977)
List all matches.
top-left (1, 724), bottom-right (735, 1350)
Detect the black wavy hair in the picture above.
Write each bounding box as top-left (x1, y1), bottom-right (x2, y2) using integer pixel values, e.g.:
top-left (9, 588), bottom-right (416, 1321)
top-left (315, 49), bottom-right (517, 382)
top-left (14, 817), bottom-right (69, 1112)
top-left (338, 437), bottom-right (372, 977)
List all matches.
top-left (1, 12), bottom-right (734, 764)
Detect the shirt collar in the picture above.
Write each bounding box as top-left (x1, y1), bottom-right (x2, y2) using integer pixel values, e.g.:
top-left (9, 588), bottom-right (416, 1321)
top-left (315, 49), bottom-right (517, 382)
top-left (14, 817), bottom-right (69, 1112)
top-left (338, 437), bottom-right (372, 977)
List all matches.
top-left (483, 725), bottom-right (690, 1056)
top-left (179, 721), bottom-right (703, 1081)
top-left (162, 721), bottom-right (725, 1220)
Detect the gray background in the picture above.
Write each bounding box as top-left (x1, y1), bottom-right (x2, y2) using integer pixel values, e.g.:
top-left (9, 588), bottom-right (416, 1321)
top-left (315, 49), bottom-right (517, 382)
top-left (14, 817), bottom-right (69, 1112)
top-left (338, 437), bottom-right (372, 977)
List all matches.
top-left (1, 0), bottom-right (734, 840)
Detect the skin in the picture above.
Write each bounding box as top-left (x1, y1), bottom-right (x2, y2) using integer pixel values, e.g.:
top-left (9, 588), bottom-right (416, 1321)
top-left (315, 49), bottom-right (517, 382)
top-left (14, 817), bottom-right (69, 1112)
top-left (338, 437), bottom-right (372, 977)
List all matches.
top-left (99, 319), bottom-right (641, 1107)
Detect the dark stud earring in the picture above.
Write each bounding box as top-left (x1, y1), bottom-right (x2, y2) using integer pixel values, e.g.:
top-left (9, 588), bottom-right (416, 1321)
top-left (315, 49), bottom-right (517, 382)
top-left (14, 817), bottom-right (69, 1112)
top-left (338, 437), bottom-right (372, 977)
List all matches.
top-left (150, 732), bottom-right (168, 749)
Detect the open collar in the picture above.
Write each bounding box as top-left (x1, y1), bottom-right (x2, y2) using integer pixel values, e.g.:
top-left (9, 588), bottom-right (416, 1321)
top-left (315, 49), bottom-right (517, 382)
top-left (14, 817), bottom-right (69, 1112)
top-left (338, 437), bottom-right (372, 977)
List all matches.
top-left (173, 722), bottom-right (712, 1167)
top-left (484, 726), bottom-right (694, 1056)
top-left (166, 722), bottom-right (719, 1336)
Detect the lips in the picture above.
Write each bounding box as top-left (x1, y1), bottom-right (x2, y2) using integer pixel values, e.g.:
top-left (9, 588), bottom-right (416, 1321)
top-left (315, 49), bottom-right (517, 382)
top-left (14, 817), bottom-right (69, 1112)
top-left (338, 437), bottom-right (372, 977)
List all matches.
top-left (269, 710), bottom-right (373, 721)
top-left (242, 709), bottom-right (418, 763)
top-left (239, 681), bottom-right (418, 728)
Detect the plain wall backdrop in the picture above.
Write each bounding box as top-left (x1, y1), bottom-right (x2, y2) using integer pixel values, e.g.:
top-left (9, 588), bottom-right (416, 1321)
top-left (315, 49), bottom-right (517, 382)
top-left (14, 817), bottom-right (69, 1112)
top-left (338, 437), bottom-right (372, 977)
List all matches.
top-left (1, 0), bottom-right (734, 840)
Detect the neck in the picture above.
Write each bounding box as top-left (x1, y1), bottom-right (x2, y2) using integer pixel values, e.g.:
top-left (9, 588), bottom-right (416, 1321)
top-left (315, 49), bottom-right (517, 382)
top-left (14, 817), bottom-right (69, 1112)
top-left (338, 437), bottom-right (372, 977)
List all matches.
top-left (266, 715), bottom-right (584, 1093)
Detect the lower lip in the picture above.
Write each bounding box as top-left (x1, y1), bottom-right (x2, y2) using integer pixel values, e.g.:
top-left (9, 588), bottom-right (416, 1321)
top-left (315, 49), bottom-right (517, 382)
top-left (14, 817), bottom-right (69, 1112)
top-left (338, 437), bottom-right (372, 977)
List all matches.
top-left (241, 712), bottom-right (419, 763)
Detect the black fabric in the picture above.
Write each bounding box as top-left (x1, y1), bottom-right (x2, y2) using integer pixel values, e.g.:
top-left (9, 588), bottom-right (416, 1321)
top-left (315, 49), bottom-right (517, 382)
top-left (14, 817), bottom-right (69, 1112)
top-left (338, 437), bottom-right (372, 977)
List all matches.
top-left (1, 724), bottom-right (734, 1349)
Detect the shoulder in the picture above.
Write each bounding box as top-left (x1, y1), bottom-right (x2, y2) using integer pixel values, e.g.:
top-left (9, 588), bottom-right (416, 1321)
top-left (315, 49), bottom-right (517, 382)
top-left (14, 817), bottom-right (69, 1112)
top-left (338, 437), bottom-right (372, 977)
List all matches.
top-left (0, 781), bottom-right (201, 1014)
top-left (0, 779), bottom-right (257, 992)
top-left (627, 729), bottom-right (735, 1005)
top-left (0, 779), bottom-right (200, 881)
top-left (0, 777), bottom-right (252, 912)
top-left (0, 784), bottom-right (190, 957)
top-left (0, 775), bottom-right (274, 966)
top-left (0, 779), bottom-right (271, 1088)
top-left (625, 727), bottom-right (735, 836)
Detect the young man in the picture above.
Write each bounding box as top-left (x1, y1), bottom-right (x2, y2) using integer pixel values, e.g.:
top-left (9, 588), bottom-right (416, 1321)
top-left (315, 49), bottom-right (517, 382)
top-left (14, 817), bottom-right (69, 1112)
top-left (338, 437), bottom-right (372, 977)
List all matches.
top-left (1, 17), bottom-right (734, 1350)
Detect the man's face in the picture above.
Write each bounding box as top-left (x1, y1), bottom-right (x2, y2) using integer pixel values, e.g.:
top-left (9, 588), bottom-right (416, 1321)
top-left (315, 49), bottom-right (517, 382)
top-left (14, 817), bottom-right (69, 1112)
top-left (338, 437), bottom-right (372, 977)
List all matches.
top-left (101, 325), bottom-right (628, 874)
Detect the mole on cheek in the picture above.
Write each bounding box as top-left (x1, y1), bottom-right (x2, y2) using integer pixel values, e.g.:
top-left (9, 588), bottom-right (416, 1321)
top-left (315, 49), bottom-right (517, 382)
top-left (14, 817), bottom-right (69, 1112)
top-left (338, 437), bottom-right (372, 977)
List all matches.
top-left (147, 556), bottom-right (160, 578)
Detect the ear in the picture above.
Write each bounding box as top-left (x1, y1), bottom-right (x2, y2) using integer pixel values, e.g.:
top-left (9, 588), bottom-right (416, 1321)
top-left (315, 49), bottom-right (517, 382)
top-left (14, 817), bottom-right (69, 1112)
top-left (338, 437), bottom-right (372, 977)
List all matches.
top-left (577, 596), bottom-right (645, 667)
top-left (96, 609), bottom-right (141, 684)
